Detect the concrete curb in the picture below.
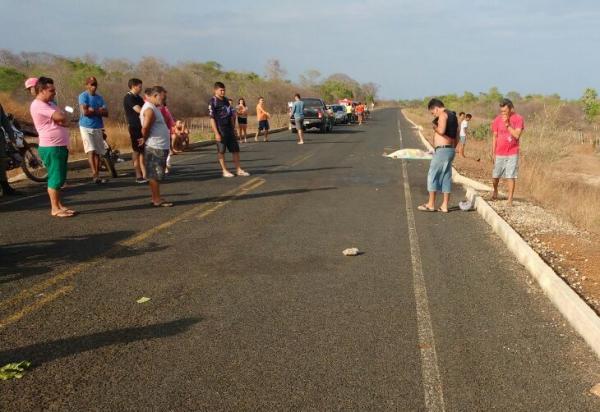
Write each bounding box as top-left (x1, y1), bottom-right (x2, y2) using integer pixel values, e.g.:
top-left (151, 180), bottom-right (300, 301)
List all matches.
top-left (9, 126), bottom-right (288, 183)
top-left (401, 109), bottom-right (600, 360)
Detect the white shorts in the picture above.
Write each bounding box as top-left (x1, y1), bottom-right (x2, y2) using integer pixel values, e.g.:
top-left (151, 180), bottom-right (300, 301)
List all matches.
top-left (80, 127), bottom-right (106, 155)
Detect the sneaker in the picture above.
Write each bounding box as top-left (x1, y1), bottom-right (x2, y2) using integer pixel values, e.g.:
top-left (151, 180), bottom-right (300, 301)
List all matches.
top-left (223, 170), bottom-right (235, 178)
top-left (236, 169), bottom-right (250, 177)
top-left (136, 177), bottom-right (148, 184)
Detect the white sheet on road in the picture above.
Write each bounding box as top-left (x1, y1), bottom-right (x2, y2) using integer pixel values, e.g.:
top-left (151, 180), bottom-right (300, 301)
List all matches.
top-left (383, 148), bottom-right (433, 160)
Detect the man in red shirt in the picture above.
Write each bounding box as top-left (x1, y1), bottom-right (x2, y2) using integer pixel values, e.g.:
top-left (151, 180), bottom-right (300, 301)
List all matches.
top-left (491, 98), bottom-right (524, 206)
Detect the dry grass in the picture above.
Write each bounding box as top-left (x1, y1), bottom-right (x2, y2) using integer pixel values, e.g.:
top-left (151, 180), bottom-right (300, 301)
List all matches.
top-left (403, 107), bottom-right (600, 235)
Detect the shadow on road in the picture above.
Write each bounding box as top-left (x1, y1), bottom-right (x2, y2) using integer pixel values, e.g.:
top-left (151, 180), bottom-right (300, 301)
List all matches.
top-left (0, 231), bottom-right (169, 284)
top-left (0, 317), bottom-right (201, 366)
top-left (76, 186), bottom-right (338, 215)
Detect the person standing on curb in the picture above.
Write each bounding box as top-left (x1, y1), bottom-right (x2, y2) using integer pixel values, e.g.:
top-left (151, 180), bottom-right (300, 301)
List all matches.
top-left (291, 94), bottom-right (305, 144)
top-left (139, 86), bottom-right (173, 207)
top-left (209, 82), bottom-right (250, 178)
top-left (0, 103), bottom-right (22, 196)
top-left (30, 77), bottom-right (76, 217)
top-left (418, 98), bottom-right (458, 213)
top-left (491, 98), bottom-right (524, 206)
top-left (237, 98), bottom-right (248, 143)
top-left (123, 78), bottom-right (147, 183)
top-left (255, 97), bottom-right (271, 142)
top-left (79, 76), bottom-right (109, 184)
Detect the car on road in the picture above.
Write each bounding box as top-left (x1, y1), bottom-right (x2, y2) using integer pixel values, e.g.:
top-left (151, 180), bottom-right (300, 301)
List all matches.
top-left (290, 98), bottom-right (334, 133)
top-left (327, 104), bottom-right (348, 124)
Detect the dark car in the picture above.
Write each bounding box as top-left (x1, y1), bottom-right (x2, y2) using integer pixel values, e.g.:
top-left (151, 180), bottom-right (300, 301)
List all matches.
top-left (290, 98), bottom-right (334, 133)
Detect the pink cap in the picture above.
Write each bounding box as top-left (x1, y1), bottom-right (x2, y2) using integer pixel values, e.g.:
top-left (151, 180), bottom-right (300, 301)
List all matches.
top-left (24, 77), bottom-right (38, 89)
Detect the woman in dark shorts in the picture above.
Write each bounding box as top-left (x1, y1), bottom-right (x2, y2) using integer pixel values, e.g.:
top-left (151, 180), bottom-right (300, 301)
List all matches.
top-left (237, 98), bottom-right (248, 143)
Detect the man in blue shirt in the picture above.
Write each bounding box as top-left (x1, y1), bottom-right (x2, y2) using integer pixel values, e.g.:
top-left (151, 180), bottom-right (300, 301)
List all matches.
top-left (79, 76), bottom-right (109, 184)
top-left (291, 93), bottom-right (305, 144)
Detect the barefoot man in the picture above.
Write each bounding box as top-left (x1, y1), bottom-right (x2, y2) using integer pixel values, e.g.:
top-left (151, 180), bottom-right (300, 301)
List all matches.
top-left (491, 98), bottom-right (524, 206)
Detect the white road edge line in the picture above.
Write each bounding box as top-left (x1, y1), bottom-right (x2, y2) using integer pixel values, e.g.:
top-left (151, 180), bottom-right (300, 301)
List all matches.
top-left (398, 116), bottom-right (446, 412)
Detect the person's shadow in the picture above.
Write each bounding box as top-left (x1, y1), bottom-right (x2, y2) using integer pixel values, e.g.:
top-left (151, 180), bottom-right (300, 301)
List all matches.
top-left (0, 317), bottom-right (201, 368)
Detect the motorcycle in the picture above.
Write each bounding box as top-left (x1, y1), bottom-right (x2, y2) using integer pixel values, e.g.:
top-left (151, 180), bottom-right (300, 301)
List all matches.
top-left (3, 114), bottom-right (48, 182)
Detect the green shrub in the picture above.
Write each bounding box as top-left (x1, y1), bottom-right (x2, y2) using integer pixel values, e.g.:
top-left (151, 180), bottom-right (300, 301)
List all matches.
top-left (0, 67), bottom-right (26, 92)
top-left (471, 123), bottom-right (491, 141)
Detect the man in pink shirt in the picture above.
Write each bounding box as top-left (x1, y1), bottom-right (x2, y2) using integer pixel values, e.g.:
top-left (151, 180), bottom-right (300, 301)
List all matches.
top-left (491, 98), bottom-right (524, 206)
top-left (30, 77), bottom-right (76, 217)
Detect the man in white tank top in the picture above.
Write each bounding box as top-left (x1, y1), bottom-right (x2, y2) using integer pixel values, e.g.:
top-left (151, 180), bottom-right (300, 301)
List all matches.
top-left (139, 86), bottom-right (173, 207)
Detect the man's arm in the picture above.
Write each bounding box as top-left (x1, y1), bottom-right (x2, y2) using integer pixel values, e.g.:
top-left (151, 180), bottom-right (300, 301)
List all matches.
top-left (210, 118), bottom-right (222, 141)
top-left (51, 109), bottom-right (68, 127)
top-left (506, 125), bottom-right (523, 140)
top-left (133, 105), bottom-right (142, 114)
top-left (433, 111), bottom-right (448, 136)
top-left (491, 132), bottom-right (497, 158)
top-left (140, 107), bottom-right (155, 144)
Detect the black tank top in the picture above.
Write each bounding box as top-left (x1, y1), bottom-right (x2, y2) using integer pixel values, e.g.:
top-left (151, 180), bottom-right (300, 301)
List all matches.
top-left (444, 110), bottom-right (458, 139)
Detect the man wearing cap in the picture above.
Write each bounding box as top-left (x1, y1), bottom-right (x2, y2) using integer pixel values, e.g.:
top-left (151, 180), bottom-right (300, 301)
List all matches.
top-left (79, 76), bottom-right (109, 184)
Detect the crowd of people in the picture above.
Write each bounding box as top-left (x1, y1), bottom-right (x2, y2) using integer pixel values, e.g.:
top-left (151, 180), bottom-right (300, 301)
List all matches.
top-left (419, 97), bottom-right (524, 212)
top-left (2, 76), bottom-right (336, 216)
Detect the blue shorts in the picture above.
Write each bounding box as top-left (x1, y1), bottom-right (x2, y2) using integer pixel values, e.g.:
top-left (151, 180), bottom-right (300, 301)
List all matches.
top-left (427, 147), bottom-right (455, 193)
top-left (493, 155), bottom-right (519, 179)
top-left (258, 120), bottom-right (270, 131)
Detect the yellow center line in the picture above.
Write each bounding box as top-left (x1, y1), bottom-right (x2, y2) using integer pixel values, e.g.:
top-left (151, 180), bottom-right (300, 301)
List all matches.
top-left (0, 148), bottom-right (316, 325)
top-left (0, 285), bottom-right (74, 328)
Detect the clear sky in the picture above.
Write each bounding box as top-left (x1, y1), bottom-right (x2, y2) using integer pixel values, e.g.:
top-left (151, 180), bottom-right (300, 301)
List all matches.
top-left (2, 0), bottom-right (599, 99)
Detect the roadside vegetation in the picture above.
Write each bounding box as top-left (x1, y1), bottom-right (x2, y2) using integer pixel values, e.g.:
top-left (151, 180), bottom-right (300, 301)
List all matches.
top-left (402, 88), bottom-right (600, 235)
top-left (0, 50), bottom-right (379, 154)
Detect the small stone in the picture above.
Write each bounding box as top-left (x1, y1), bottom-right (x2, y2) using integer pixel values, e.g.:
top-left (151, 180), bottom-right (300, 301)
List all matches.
top-left (343, 248), bottom-right (360, 256)
top-left (590, 383), bottom-right (600, 398)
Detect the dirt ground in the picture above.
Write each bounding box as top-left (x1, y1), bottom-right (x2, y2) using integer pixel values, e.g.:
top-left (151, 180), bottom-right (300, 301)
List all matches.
top-left (404, 109), bottom-right (600, 315)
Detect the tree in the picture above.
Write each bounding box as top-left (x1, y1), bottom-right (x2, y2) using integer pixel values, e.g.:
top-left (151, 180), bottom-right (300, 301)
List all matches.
top-left (265, 59), bottom-right (286, 81)
top-left (582, 88), bottom-right (600, 122)
top-left (320, 80), bottom-right (354, 102)
top-left (361, 82), bottom-right (379, 104)
top-left (299, 69), bottom-right (321, 88)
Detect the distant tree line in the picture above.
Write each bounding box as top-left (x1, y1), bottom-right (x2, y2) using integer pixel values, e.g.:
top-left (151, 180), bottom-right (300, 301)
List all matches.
top-left (0, 50), bottom-right (379, 123)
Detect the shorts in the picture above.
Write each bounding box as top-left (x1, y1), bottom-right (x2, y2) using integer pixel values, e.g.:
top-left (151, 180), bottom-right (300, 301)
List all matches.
top-left (144, 147), bottom-right (169, 181)
top-left (294, 115), bottom-right (305, 131)
top-left (493, 155), bottom-right (519, 179)
top-left (427, 147), bottom-right (455, 193)
top-left (128, 126), bottom-right (144, 153)
top-left (80, 127), bottom-right (106, 155)
top-left (238, 117), bottom-right (248, 125)
top-left (216, 128), bottom-right (240, 154)
top-left (258, 120), bottom-right (270, 131)
top-left (38, 146), bottom-right (68, 190)
top-left (459, 135), bottom-right (467, 144)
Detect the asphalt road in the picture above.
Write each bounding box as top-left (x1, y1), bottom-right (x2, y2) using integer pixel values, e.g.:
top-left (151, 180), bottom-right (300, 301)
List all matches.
top-left (1, 109), bottom-right (599, 411)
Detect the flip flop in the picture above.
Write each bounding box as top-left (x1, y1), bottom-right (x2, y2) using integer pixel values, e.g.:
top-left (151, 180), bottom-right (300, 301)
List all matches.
top-left (417, 204), bottom-right (435, 212)
top-left (61, 209), bottom-right (77, 215)
top-left (152, 201), bottom-right (174, 208)
top-left (51, 210), bottom-right (75, 218)
top-left (437, 207), bottom-right (449, 213)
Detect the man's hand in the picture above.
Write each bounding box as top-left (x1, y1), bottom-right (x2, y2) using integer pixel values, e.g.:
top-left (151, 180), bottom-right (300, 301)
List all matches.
top-left (137, 138), bottom-right (144, 146)
top-left (215, 133), bottom-right (222, 142)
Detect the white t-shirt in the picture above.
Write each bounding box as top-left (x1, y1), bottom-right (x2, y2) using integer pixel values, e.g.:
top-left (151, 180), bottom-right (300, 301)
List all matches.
top-left (460, 120), bottom-right (469, 137)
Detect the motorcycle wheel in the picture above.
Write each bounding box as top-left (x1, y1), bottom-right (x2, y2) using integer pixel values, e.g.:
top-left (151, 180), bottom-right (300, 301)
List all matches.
top-left (21, 143), bottom-right (48, 182)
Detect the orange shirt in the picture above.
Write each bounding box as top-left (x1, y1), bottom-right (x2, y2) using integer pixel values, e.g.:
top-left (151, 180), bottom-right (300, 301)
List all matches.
top-left (356, 105), bottom-right (365, 114)
top-left (256, 103), bottom-right (269, 121)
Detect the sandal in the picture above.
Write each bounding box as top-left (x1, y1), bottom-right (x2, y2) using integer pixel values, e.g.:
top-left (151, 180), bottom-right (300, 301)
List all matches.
top-left (417, 204), bottom-right (435, 212)
top-left (51, 210), bottom-right (76, 218)
top-left (152, 201), bottom-right (174, 208)
top-left (437, 207), bottom-right (449, 213)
